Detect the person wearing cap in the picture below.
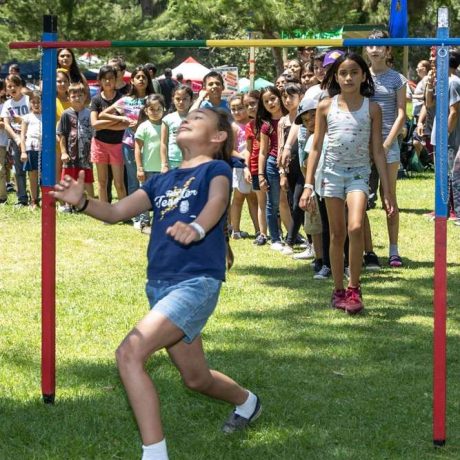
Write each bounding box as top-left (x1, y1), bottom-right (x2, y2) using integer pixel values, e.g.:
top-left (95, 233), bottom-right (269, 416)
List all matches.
top-left (292, 97), bottom-right (325, 270)
top-left (280, 50), bottom-right (345, 170)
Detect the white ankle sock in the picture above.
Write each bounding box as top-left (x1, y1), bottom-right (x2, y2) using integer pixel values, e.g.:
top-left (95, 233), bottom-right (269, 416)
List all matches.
top-left (142, 439), bottom-right (168, 460)
top-left (389, 244), bottom-right (399, 257)
top-left (234, 390), bottom-right (257, 419)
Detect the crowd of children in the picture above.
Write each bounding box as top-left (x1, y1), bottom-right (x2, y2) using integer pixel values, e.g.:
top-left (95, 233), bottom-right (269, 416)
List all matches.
top-left (3, 34), bottom-right (460, 460)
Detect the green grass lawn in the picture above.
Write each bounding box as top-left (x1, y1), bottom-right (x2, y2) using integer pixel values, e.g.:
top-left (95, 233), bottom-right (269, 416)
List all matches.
top-left (1, 172), bottom-right (460, 459)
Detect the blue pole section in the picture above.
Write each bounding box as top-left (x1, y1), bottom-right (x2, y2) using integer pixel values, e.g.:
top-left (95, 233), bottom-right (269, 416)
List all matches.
top-left (41, 33), bottom-right (57, 186)
top-left (343, 38), bottom-right (460, 47)
top-left (434, 16), bottom-right (449, 216)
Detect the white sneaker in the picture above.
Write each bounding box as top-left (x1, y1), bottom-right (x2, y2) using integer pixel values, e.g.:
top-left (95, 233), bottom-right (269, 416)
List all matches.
top-left (281, 246), bottom-right (294, 255)
top-left (313, 265), bottom-right (331, 280)
top-left (292, 244), bottom-right (315, 260)
top-left (454, 218), bottom-right (460, 226)
top-left (270, 241), bottom-right (284, 251)
top-left (133, 221), bottom-right (143, 230)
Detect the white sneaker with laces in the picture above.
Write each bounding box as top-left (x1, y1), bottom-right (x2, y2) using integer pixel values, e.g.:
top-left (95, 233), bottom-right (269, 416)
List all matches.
top-left (270, 241), bottom-right (284, 251)
top-left (292, 244), bottom-right (315, 260)
top-left (313, 265), bottom-right (331, 280)
top-left (281, 246), bottom-right (294, 255)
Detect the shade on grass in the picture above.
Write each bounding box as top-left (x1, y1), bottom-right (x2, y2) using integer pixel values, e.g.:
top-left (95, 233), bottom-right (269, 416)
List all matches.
top-left (1, 171), bottom-right (460, 459)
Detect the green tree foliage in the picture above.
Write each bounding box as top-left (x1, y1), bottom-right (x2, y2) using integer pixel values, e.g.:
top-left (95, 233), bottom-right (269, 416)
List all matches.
top-left (1, 0), bottom-right (459, 79)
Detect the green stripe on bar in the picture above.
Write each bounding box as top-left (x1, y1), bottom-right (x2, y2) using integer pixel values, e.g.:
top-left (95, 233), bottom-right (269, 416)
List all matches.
top-left (111, 40), bottom-right (207, 48)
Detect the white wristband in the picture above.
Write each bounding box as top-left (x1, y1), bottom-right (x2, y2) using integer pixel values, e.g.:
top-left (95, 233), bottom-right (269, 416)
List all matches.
top-left (189, 222), bottom-right (206, 240)
top-left (303, 183), bottom-right (314, 190)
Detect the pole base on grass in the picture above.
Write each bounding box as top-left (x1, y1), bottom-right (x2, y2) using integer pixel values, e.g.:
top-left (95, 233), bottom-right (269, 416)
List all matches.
top-left (433, 439), bottom-right (446, 447)
top-left (43, 393), bottom-right (55, 404)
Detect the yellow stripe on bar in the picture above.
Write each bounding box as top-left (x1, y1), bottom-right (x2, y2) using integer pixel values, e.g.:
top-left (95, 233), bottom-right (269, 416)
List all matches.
top-left (206, 39), bottom-right (344, 48)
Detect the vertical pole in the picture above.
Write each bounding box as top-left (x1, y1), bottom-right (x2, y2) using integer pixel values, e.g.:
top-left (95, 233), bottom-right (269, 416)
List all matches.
top-left (41, 15), bottom-right (57, 404)
top-left (433, 7), bottom-right (449, 446)
top-left (248, 31), bottom-right (255, 90)
top-left (403, 46), bottom-right (409, 78)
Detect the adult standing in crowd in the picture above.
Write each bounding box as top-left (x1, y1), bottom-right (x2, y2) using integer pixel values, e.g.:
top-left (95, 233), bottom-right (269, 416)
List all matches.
top-left (158, 68), bottom-right (177, 111)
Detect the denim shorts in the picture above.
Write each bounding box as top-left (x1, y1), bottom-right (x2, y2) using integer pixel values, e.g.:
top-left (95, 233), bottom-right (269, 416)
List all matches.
top-left (320, 164), bottom-right (370, 200)
top-left (385, 141), bottom-right (400, 164)
top-left (145, 276), bottom-right (222, 343)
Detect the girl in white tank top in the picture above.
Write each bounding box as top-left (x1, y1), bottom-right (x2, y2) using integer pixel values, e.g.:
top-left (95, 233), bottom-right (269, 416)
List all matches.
top-left (300, 52), bottom-right (395, 315)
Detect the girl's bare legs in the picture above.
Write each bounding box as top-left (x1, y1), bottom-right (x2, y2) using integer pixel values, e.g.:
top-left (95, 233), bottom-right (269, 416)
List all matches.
top-left (346, 192), bottom-right (368, 288)
top-left (312, 233), bottom-right (323, 259)
top-left (116, 311), bottom-right (185, 445)
top-left (255, 190), bottom-right (267, 236)
top-left (325, 197), bottom-right (346, 291)
top-left (29, 170), bottom-right (39, 205)
top-left (96, 163), bottom-right (109, 202)
top-left (363, 212), bottom-right (374, 253)
top-left (230, 189), bottom-right (245, 234)
top-left (382, 162), bottom-right (400, 247)
top-left (246, 191), bottom-right (260, 233)
top-left (116, 311), bottom-right (249, 447)
top-left (167, 336), bottom-right (248, 406)
top-left (112, 164), bottom-right (127, 200)
top-left (279, 190), bottom-right (292, 236)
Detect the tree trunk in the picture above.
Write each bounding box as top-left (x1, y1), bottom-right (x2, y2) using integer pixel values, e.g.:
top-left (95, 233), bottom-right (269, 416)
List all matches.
top-left (139, 0), bottom-right (154, 18)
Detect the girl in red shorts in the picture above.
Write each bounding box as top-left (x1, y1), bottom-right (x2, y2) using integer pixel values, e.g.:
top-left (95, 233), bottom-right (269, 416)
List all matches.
top-left (90, 65), bottom-right (127, 203)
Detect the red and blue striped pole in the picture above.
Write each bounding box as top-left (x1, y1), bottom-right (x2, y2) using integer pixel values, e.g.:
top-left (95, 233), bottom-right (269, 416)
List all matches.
top-left (41, 15), bottom-right (57, 404)
top-left (433, 7), bottom-right (449, 447)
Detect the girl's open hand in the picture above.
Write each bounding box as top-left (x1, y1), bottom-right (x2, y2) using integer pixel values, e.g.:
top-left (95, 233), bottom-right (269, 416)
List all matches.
top-left (166, 221), bottom-right (201, 245)
top-left (50, 170), bottom-right (85, 207)
top-left (383, 194), bottom-right (396, 218)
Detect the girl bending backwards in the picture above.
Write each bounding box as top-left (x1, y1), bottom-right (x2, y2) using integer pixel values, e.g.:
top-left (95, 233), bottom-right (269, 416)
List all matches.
top-left (300, 52), bottom-right (394, 314)
top-left (50, 108), bottom-right (261, 460)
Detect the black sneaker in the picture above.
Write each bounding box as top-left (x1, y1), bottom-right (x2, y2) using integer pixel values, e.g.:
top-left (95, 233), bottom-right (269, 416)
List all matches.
top-left (363, 251), bottom-right (381, 271)
top-left (313, 258), bottom-right (323, 273)
top-left (253, 234), bottom-right (267, 246)
top-left (221, 395), bottom-right (262, 434)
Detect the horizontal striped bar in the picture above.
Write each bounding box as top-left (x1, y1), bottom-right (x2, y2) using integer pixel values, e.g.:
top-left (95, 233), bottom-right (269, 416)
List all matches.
top-left (10, 40), bottom-right (112, 49)
top-left (206, 39), bottom-right (344, 48)
top-left (9, 37), bottom-right (460, 50)
top-left (112, 39), bottom-right (207, 48)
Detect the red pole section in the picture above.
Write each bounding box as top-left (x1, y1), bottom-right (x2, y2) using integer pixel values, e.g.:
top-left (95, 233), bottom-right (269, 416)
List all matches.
top-left (41, 187), bottom-right (56, 403)
top-left (433, 218), bottom-right (447, 445)
top-left (9, 40), bottom-right (112, 49)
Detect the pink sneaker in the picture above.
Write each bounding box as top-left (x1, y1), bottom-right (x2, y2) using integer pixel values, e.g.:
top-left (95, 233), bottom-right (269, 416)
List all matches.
top-left (330, 289), bottom-right (347, 310)
top-left (344, 286), bottom-right (364, 315)
top-left (388, 255), bottom-right (403, 267)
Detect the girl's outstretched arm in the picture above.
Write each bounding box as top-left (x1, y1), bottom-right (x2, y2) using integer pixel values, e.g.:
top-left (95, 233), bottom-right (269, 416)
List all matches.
top-left (370, 102), bottom-right (395, 216)
top-left (50, 170), bottom-right (151, 223)
top-left (166, 175), bottom-right (230, 245)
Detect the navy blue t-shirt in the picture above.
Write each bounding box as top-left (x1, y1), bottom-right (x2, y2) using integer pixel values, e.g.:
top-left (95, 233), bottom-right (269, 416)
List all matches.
top-left (141, 160), bottom-right (232, 282)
